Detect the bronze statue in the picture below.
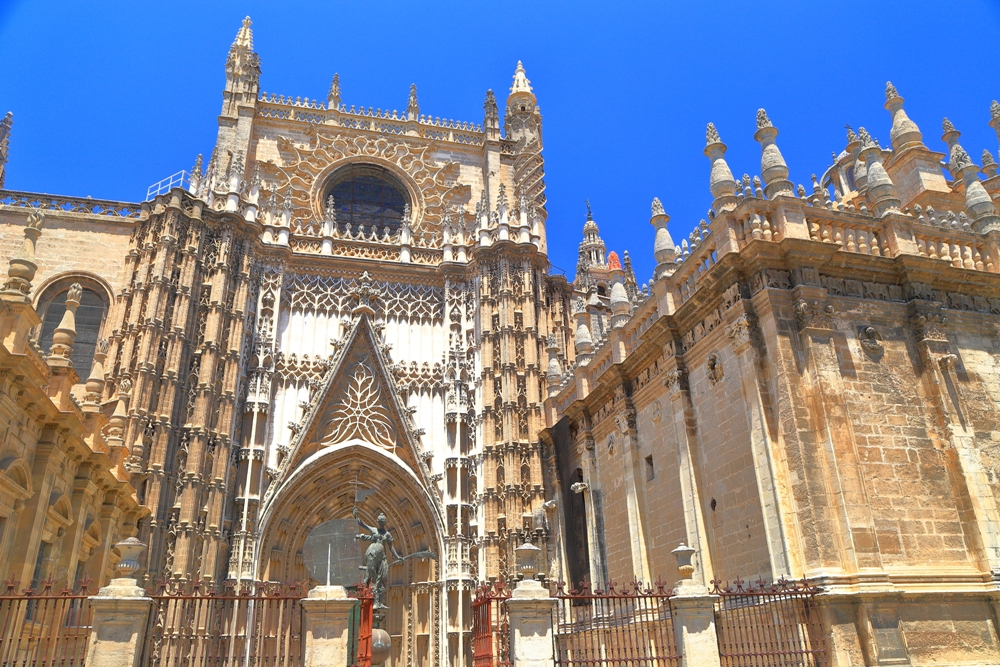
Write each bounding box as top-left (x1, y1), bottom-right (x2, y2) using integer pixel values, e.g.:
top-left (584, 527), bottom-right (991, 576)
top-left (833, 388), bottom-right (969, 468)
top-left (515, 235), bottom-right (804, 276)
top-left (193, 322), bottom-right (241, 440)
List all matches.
top-left (353, 506), bottom-right (436, 610)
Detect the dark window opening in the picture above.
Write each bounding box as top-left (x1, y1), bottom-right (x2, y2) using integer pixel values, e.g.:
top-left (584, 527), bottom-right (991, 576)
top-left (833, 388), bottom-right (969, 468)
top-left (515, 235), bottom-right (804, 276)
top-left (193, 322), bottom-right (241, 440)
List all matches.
top-left (325, 164), bottom-right (409, 235)
top-left (645, 455), bottom-right (654, 481)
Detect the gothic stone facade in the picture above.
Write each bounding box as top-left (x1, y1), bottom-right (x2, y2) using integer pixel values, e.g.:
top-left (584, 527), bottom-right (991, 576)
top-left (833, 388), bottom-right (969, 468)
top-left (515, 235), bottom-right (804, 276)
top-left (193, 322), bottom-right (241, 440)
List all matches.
top-left (3, 17), bottom-right (1000, 667)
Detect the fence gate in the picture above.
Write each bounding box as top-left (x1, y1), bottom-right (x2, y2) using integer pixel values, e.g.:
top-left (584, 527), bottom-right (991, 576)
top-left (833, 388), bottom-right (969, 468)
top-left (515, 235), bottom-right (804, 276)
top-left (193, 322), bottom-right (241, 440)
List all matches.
top-left (713, 578), bottom-right (827, 667)
top-left (552, 580), bottom-right (680, 667)
top-left (140, 580), bottom-right (305, 667)
top-left (0, 578), bottom-right (93, 667)
top-left (472, 580), bottom-right (512, 667)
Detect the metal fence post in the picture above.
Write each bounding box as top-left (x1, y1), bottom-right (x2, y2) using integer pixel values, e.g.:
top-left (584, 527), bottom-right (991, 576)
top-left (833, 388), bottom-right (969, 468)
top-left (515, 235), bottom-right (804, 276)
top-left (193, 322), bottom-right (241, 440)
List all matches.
top-left (85, 538), bottom-right (153, 667)
top-left (507, 540), bottom-right (557, 667)
top-left (670, 543), bottom-right (722, 667)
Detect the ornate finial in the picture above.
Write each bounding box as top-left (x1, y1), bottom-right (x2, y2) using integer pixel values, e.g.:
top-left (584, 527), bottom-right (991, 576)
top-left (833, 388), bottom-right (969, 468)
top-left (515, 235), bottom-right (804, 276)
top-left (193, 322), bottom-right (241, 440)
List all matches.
top-left (951, 144), bottom-right (973, 170)
top-left (351, 271), bottom-right (381, 317)
top-left (26, 209), bottom-right (43, 231)
top-left (706, 122), bottom-right (721, 145)
top-left (885, 81), bottom-right (899, 101)
top-left (497, 183), bottom-right (508, 210)
top-left (510, 61), bottom-right (533, 95)
top-left (324, 194), bottom-right (337, 223)
top-left (49, 283), bottom-right (83, 361)
top-left (0, 110), bottom-right (11, 189)
top-left (983, 149), bottom-right (996, 167)
top-left (942, 117), bottom-right (955, 133)
top-left (992, 101), bottom-right (1000, 120)
top-left (858, 127), bottom-right (876, 149)
top-left (190, 154), bottom-right (203, 186)
top-left (407, 83), bottom-right (420, 118)
top-left (756, 109), bottom-right (772, 130)
top-left (328, 73), bottom-right (341, 107)
top-left (651, 197), bottom-right (665, 216)
top-left (585, 199), bottom-right (593, 220)
top-left (845, 124), bottom-right (857, 143)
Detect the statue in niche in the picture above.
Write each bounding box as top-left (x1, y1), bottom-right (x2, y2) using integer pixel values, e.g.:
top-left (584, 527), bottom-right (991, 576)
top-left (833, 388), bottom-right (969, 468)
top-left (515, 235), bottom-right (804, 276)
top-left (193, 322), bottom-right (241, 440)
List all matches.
top-left (353, 506), bottom-right (436, 610)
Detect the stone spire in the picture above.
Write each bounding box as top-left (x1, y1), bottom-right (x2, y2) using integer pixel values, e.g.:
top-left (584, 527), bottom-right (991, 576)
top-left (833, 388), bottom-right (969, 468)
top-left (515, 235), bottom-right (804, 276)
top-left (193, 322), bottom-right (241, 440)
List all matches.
top-left (225, 16), bottom-right (260, 86)
top-left (328, 73), bottom-right (341, 109)
top-left (0, 111), bottom-right (11, 189)
top-left (754, 109), bottom-right (794, 198)
top-left (858, 128), bottom-right (901, 217)
top-left (577, 202), bottom-right (606, 276)
top-left (105, 379), bottom-right (131, 462)
top-left (510, 61), bottom-right (533, 98)
top-left (884, 81), bottom-right (923, 151)
top-left (407, 83), bottom-right (420, 121)
top-left (2, 211), bottom-right (43, 299)
top-left (483, 89), bottom-right (500, 138)
top-left (48, 283), bottom-right (82, 362)
top-left (943, 121), bottom-right (1000, 232)
top-left (622, 251), bottom-right (640, 302)
top-left (704, 122), bottom-right (737, 211)
top-left (941, 118), bottom-right (964, 182)
top-left (188, 154), bottom-right (204, 195)
top-left (650, 197), bottom-right (676, 279)
top-left (990, 101), bottom-right (1000, 151)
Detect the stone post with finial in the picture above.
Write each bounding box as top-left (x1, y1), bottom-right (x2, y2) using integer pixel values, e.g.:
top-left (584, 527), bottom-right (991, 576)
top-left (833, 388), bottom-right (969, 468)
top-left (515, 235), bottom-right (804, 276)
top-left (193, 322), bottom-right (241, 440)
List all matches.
top-left (507, 537), bottom-right (557, 667)
top-left (45, 283), bottom-right (83, 407)
top-left (704, 123), bottom-right (738, 213)
top-left (0, 211), bottom-right (44, 357)
top-left (669, 542), bottom-right (723, 667)
top-left (650, 197), bottom-right (675, 280)
top-left (85, 538), bottom-right (152, 667)
top-left (754, 109), bottom-right (794, 199)
top-left (942, 121), bottom-right (1000, 234)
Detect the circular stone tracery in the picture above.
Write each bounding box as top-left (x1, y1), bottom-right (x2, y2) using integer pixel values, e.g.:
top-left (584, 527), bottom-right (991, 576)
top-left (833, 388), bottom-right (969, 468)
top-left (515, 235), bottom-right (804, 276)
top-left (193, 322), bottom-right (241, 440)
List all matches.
top-left (324, 164), bottom-right (410, 234)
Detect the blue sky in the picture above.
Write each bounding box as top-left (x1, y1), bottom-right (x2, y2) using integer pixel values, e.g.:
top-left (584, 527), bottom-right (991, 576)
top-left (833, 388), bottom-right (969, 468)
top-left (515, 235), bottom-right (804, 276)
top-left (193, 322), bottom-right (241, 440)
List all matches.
top-left (2, 1), bottom-right (1000, 282)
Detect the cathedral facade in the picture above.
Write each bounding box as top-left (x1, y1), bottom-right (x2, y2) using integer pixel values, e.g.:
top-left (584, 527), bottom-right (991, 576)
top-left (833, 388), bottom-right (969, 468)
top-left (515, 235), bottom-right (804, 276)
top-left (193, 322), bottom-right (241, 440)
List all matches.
top-left (4, 16), bottom-right (1000, 667)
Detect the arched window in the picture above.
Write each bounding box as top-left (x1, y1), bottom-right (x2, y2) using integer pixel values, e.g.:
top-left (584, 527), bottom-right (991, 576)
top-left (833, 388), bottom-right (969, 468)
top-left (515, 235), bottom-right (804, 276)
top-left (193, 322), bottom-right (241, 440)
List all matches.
top-left (325, 164), bottom-right (409, 234)
top-left (37, 281), bottom-right (109, 374)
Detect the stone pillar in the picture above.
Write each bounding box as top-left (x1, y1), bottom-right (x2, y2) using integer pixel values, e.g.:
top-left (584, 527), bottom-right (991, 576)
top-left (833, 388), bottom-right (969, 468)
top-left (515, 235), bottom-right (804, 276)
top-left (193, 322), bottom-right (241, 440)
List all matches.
top-left (507, 540), bottom-right (557, 667)
top-left (300, 586), bottom-right (358, 667)
top-left (85, 538), bottom-right (152, 667)
top-left (670, 543), bottom-right (722, 667)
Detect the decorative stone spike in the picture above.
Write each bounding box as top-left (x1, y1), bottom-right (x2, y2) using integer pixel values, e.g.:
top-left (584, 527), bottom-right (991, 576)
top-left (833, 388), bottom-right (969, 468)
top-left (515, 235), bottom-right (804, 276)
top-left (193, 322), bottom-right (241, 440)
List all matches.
top-left (3, 211), bottom-right (44, 298)
top-left (407, 83), bottom-right (420, 120)
top-left (328, 73), bottom-right (341, 108)
top-left (650, 198), bottom-right (675, 279)
top-left (884, 81), bottom-right (923, 150)
top-left (704, 122), bottom-right (737, 210)
top-left (49, 283), bottom-right (82, 361)
top-left (858, 127), bottom-right (902, 217)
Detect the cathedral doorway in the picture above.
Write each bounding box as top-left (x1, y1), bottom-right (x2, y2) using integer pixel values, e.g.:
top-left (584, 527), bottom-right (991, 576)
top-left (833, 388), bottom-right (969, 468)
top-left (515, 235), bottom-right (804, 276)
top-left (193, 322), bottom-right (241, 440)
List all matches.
top-left (256, 440), bottom-right (445, 667)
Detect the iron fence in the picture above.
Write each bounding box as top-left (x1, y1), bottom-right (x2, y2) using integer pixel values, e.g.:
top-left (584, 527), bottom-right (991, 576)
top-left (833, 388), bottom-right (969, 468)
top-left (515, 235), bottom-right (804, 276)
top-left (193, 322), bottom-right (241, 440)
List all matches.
top-left (712, 578), bottom-right (826, 667)
top-left (0, 578), bottom-right (93, 667)
top-left (551, 580), bottom-right (680, 667)
top-left (349, 583), bottom-right (373, 667)
top-left (472, 580), bottom-right (512, 667)
top-left (140, 580), bottom-right (306, 667)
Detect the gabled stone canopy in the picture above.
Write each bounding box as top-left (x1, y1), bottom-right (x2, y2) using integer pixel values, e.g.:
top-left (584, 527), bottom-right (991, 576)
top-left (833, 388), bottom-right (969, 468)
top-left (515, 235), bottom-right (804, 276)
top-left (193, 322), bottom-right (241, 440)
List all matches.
top-left (263, 308), bottom-right (429, 510)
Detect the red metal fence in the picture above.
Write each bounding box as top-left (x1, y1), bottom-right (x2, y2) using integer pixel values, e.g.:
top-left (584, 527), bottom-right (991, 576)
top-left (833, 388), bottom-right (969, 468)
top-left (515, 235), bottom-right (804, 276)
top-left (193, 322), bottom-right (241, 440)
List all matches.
top-left (472, 580), bottom-right (512, 667)
top-left (350, 584), bottom-right (373, 667)
top-left (551, 580), bottom-right (680, 667)
top-left (0, 578), bottom-right (93, 667)
top-left (140, 580), bottom-right (305, 667)
top-left (712, 578), bottom-right (826, 667)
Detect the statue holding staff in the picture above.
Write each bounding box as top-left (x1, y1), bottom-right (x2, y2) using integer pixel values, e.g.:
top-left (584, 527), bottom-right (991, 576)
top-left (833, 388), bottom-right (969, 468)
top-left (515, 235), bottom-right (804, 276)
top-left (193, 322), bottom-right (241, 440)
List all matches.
top-left (353, 506), bottom-right (436, 610)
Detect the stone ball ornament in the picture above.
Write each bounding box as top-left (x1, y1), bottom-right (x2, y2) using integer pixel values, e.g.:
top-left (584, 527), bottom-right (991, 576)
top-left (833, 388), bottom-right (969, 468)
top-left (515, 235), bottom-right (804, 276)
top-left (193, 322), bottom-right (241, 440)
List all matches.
top-left (371, 628), bottom-right (392, 665)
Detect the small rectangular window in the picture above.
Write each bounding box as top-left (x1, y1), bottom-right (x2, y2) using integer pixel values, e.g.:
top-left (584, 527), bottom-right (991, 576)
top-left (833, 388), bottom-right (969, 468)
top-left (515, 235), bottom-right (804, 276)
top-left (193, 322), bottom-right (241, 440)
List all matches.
top-left (645, 455), bottom-right (655, 481)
